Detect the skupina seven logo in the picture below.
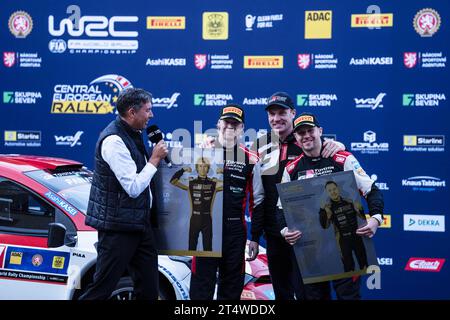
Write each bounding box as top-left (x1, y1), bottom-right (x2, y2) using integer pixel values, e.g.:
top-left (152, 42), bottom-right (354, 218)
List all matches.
top-left (51, 74), bottom-right (133, 114)
top-left (402, 93), bottom-right (446, 107)
top-left (297, 94), bottom-right (338, 107)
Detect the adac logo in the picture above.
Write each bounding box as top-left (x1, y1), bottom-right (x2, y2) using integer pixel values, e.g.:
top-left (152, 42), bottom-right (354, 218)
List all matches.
top-left (405, 258), bottom-right (445, 272)
top-left (244, 56), bottom-right (283, 69)
top-left (414, 8), bottom-right (441, 37)
top-left (52, 256), bottom-right (65, 269)
top-left (9, 11), bottom-right (33, 38)
top-left (351, 13), bottom-right (393, 28)
top-left (298, 54), bottom-right (311, 69)
top-left (203, 12), bottom-right (229, 40)
top-left (51, 74), bottom-right (133, 114)
top-left (147, 16), bottom-right (186, 30)
top-left (3, 52), bottom-right (16, 67)
top-left (32, 254), bottom-right (43, 267)
top-left (404, 52), bottom-right (417, 68)
top-left (304, 10), bottom-right (332, 39)
top-left (9, 251), bottom-right (23, 265)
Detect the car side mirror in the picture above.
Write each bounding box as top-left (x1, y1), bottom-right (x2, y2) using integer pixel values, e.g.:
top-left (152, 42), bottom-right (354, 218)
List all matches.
top-left (48, 222), bottom-right (66, 248)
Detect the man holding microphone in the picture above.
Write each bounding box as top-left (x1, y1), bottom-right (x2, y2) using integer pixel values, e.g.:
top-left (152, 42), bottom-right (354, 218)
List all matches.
top-left (80, 88), bottom-right (168, 300)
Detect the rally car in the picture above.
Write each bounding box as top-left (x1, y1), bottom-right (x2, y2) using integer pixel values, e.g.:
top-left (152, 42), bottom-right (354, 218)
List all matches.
top-left (0, 155), bottom-right (273, 300)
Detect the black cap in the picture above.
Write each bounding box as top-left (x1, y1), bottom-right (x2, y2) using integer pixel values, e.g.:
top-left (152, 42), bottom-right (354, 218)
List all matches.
top-left (293, 112), bottom-right (321, 131)
top-left (220, 104), bottom-right (245, 123)
top-left (265, 92), bottom-right (295, 110)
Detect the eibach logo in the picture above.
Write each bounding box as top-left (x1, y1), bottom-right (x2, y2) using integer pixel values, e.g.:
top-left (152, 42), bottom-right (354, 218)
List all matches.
top-left (405, 258), bottom-right (445, 272)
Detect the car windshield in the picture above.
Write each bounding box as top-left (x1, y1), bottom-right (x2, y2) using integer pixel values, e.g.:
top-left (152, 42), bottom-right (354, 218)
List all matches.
top-left (25, 169), bottom-right (92, 214)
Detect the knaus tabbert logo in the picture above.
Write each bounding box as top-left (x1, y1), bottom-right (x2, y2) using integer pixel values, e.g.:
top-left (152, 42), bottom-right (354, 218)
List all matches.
top-left (51, 74), bottom-right (133, 114)
top-left (354, 93), bottom-right (386, 110)
top-left (152, 93), bottom-right (180, 109)
top-left (351, 131), bottom-right (389, 154)
top-left (48, 9), bottom-right (138, 54)
top-left (403, 135), bottom-right (445, 152)
top-left (55, 131), bottom-right (84, 147)
top-left (404, 52), bottom-right (446, 69)
top-left (402, 176), bottom-right (446, 192)
top-left (404, 214), bottom-right (445, 232)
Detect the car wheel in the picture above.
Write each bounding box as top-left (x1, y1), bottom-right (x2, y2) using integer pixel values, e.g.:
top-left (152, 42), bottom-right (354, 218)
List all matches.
top-left (109, 276), bottom-right (135, 300)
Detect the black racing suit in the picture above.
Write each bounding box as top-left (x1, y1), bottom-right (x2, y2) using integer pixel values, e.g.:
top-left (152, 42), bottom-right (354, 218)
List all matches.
top-left (280, 150), bottom-right (384, 300)
top-left (170, 171), bottom-right (218, 251)
top-left (250, 132), bottom-right (306, 300)
top-left (190, 144), bottom-right (264, 300)
top-left (319, 198), bottom-right (368, 272)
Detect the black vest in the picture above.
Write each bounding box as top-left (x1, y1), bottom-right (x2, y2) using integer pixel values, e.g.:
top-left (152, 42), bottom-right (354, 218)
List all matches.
top-left (85, 117), bottom-right (156, 232)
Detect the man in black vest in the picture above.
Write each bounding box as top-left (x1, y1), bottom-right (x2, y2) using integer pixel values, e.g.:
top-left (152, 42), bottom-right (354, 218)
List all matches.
top-left (79, 88), bottom-right (168, 300)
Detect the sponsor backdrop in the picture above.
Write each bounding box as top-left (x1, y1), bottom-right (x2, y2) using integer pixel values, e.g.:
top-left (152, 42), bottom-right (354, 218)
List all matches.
top-left (1, 0), bottom-right (448, 299)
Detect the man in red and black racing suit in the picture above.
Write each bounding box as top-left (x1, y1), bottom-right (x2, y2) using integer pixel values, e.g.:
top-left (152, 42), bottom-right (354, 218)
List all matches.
top-left (279, 112), bottom-right (384, 300)
top-left (189, 104), bottom-right (264, 300)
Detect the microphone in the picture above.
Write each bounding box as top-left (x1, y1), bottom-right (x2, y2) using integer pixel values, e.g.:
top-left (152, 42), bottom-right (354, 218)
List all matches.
top-left (146, 125), bottom-right (172, 167)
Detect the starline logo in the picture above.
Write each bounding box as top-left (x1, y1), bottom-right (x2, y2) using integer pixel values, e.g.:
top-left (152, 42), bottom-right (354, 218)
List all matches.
top-left (405, 258), bottom-right (445, 272)
top-left (403, 135), bottom-right (445, 152)
top-left (147, 16), bottom-right (186, 29)
top-left (244, 56), bottom-right (283, 69)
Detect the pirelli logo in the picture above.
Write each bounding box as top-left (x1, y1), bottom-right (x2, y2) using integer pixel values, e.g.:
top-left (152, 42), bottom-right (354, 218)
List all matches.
top-left (147, 16), bottom-right (186, 29)
top-left (223, 107), bottom-right (242, 117)
top-left (244, 56), bottom-right (284, 69)
top-left (351, 14), bottom-right (393, 27)
top-left (294, 115), bottom-right (314, 126)
top-left (366, 214), bottom-right (391, 228)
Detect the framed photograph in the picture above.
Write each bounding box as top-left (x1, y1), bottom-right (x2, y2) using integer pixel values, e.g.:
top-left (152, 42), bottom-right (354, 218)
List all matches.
top-left (277, 170), bottom-right (378, 284)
